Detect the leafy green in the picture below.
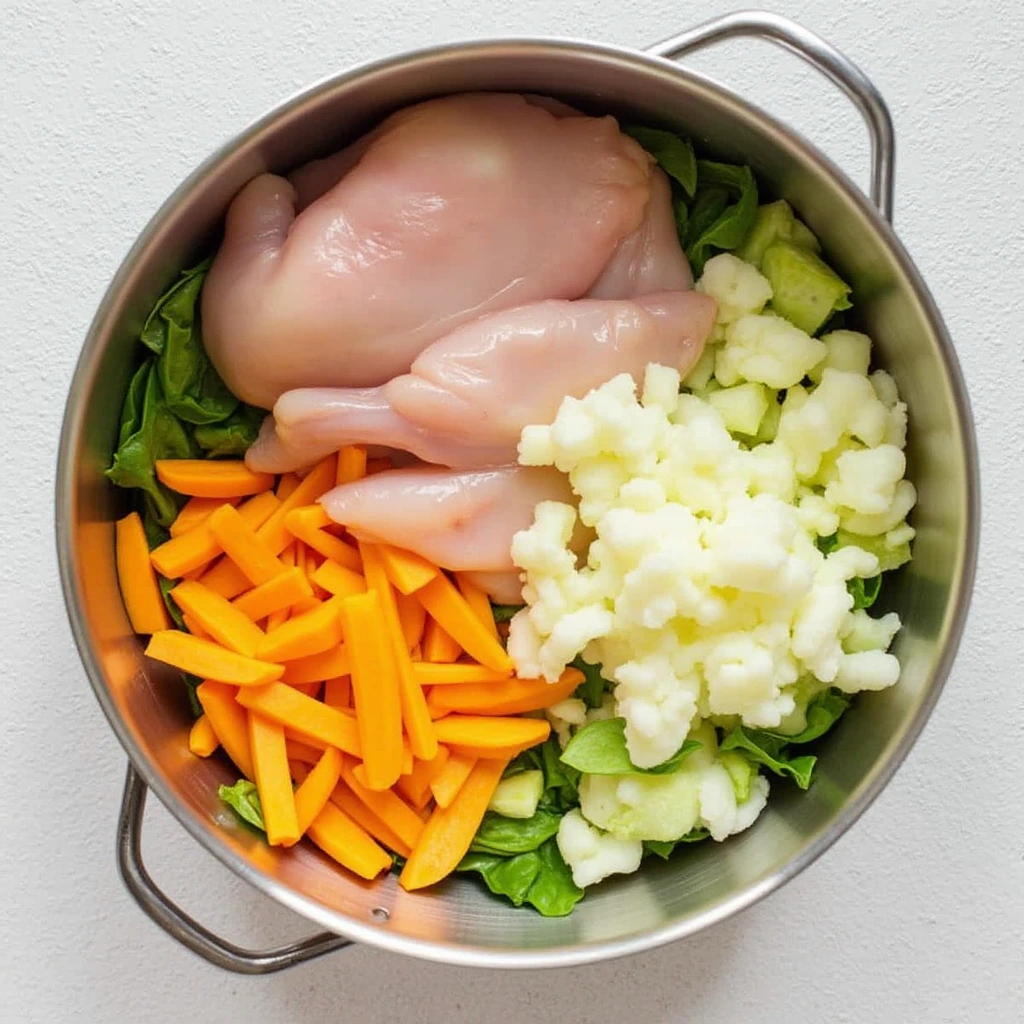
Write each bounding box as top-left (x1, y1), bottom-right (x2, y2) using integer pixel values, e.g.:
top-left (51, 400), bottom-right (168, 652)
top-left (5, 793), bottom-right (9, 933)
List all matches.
top-left (457, 839), bottom-right (583, 917)
top-left (158, 575), bottom-right (186, 629)
top-left (720, 727), bottom-right (817, 790)
top-left (560, 718), bottom-right (700, 776)
top-left (643, 829), bottom-right (710, 859)
top-left (625, 126), bottom-right (697, 196)
top-left (684, 160), bottom-right (758, 274)
top-left (816, 532), bottom-right (841, 555)
top-left (218, 780), bottom-right (265, 831)
top-left (766, 689), bottom-right (851, 745)
top-left (489, 603), bottom-right (524, 624)
top-left (182, 672), bottom-right (203, 719)
top-left (848, 574), bottom-right (882, 610)
top-left (570, 655), bottom-right (607, 709)
top-left (194, 403), bottom-right (265, 456)
top-left (469, 809), bottom-right (563, 856)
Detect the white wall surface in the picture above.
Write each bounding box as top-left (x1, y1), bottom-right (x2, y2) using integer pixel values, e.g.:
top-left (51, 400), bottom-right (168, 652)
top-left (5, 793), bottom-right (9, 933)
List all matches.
top-left (2, 0), bottom-right (1021, 1020)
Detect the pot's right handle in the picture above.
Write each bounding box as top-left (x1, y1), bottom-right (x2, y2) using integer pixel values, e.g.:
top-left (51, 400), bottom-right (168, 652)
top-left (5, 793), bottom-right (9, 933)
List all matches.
top-left (646, 10), bottom-right (895, 223)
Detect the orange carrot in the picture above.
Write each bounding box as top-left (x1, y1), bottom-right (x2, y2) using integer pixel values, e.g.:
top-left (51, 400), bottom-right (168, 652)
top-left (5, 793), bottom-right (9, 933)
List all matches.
top-left (339, 758), bottom-right (425, 849)
top-left (286, 738), bottom-right (325, 764)
top-left (421, 617), bottom-right (462, 663)
top-left (284, 506), bottom-right (362, 571)
top-left (291, 746), bottom-right (343, 839)
top-left (455, 573), bottom-right (500, 641)
top-left (196, 556), bottom-right (251, 601)
top-left (400, 757), bottom-right (510, 891)
top-left (236, 682), bottom-right (361, 756)
top-left (195, 681), bottom-right (253, 778)
top-left (248, 711), bottom-right (299, 846)
top-left (155, 459), bottom-right (274, 498)
top-left (265, 606), bottom-right (290, 632)
top-left (254, 454), bottom-right (337, 557)
top-left (170, 496), bottom-right (231, 538)
top-left (323, 676), bottom-right (351, 708)
top-left (396, 747), bottom-right (450, 810)
top-left (231, 567), bottom-right (312, 622)
top-left (428, 668), bottom-right (584, 716)
top-left (378, 545), bottom-right (439, 595)
top-left (170, 579), bottom-right (265, 658)
top-left (276, 473), bottom-right (301, 501)
top-left (181, 612), bottom-right (210, 638)
top-left (306, 801), bottom-right (391, 880)
top-left (290, 681), bottom-right (322, 700)
top-left (311, 559), bottom-right (366, 599)
top-left (416, 575), bottom-right (513, 673)
top-left (258, 597), bottom-right (343, 663)
top-left (340, 591), bottom-right (403, 791)
top-left (429, 752), bottom-right (477, 809)
top-left (281, 644), bottom-right (351, 686)
top-left (365, 457), bottom-right (392, 475)
top-left (396, 592), bottom-right (427, 650)
top-left (187, 714), bottom-right (219, 757)
top-left (412, 662), bottom-right (513, 686)
top-left (146, 631), bottom-right (283, 686)
top-left (433, 715), bottom-right (550, 756)
top-left (115, 513), bottom-right (172, 634)
top-left (330, 785), bottom-right (411, 858)
top-left (207, 503), bottom-right (288, 587)
top-left (336, 445), bottom-right (367, 486)
top-left (360, 542), bottom-right (437, 762)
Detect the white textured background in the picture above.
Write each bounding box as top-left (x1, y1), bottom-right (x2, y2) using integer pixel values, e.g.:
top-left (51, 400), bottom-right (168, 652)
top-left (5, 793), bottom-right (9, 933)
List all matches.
top-left (2, 0), bottom-right (1021, 1020)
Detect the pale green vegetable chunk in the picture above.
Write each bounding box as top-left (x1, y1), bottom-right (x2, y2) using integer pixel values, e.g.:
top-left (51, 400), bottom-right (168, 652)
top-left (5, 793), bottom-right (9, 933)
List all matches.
top-left (487, 770), bottom-right (545, 819)
top-left (762, 241), bottom-right (852, 335)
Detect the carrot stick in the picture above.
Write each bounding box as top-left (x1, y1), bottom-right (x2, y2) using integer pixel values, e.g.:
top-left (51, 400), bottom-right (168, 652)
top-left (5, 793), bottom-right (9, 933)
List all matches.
top-left (429, 752), bottom-right (477, 809)
top-left (323, 676), bottom-right (351, 708)
top-left (265, 606), bottom-right (290, 632)
top-left (248, 711), bottom-right (299, 846)
top-left (400, 757), bottom-right (510, 891)
top-left (330, 785), bottom-right (411, 858)
top-left (290, 681), bottom-right (322, 700)
top-left (396, 747), bottom-right (449, 810)
top-left (339, 758), bottom-right (425, 849)
top-left (196, 681), bottom-right (253, 778)
top-left (360, 542), bottom-right (437, 762)
top-left (378, 545), bottom-right (439, 595)
top-left (170, 496), bottom-right (231, 538)
top-left (170, 579), bottom-right (265, 657)
top-left (306, 801), bottom-right (391, 880)
top-left (285, 738), bottom-right (324, 764)
top-left (196, 556), bottom-right (251, 601)
top-left (276, 473), bottom-right (301, 501)
top-left (207, 503), bottom-right (289, 587)
top-left (335, 445), bottom-right (367, 486)
top-left (421, 617), bottom-right (462, 663)
top-left (311, 559), bottom-right (366, 599)
top-left (291, 746), bottom-right (343, 840)
top-left (281, 644), bottom-right (351, 686)
top-left (146, 631), bottom-right (283, 686)
top-left (433, 715), bottom-right (550, 755)
top-left (155, 459), bottom-right (274, 498)
top-left (258, 598), bottom-right (343, 663)
top-left (236, 682), bottom-right (361, 756)
top-left (187, 714), bottom-right (219, 757)
top-left (254, 454), bottom-right (337, 557)
top-left (455, 573), bottom-right (500, 641)
top-left (284, 506), bottom-right (362, 571)
top-left (340, 591), bottom-right (403, 791)
top-left (115, 512), bottom-right (172, 633)
top-left (231, 567), bottom-right (312, 622)
top-left (416, 575), bottom-right (513, 673)
top-left (428, 668), bottom-right (584, 716)
top-left (412, 662), bottom-right (513, 686)
top-left (396, 592), bottom-right (427, 650)
top-left (365, 457), bottom-right (392, 475)
top-left (181, 612), bottom-right (210, 638)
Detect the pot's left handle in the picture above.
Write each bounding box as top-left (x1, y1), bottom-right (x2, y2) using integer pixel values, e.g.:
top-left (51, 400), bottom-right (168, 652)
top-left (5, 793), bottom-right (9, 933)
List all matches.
top-left (118, 765), bottom-right (351, 974)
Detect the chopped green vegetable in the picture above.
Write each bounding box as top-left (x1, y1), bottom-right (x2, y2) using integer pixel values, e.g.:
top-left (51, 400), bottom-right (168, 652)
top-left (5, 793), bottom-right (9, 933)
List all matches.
top-left (489, 603), bottom-right (524, 624)
top-left (767, 689), bottom-right (851, 744)
top-left (848, 574), bottom-right (882, 610)
top-left (642, 830), bottom-right (711, 859)
top-left (720, 726), bottom-right (817, 790)
top-left (218, 780), bottom-right (265, 831)
top-left (762, 241), bottom-right (852, 335)
top-left (470, 808), bottom-right (563, 855)
top-left (684, 161), bottom-right (758, 275)
top-left (570, 655), bottom-right (607, 709)
top-left (561, 718), bottom-right (700, 776)
top-left (719, 750), bottom-right (755, 802)
top-left (625, 126), bottom-right (697, 196)
top-left (836, 528), bottom-right (912, 573)
top-left (194, 403), bottom-right (265, 456)
top-left (735, 199), bottom-right (820, 267)
top-left (487, 770), bottom-right (544, 819)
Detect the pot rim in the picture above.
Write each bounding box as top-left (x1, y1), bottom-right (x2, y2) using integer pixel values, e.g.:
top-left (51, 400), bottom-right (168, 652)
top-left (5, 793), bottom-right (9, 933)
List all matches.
top-left (56, 34), bottom-right (980, 969)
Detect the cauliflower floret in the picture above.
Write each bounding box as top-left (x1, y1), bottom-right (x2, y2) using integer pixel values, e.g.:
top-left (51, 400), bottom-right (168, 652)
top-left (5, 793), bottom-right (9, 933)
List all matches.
top-left (699, 764), bottom-right (770, 840)
top-left (809, 329), bottom-right (872, 381)
top-left (825, 444), bottom-right (906, 516)
top-left (703, 626), bottom-right (798, 727)
top-left (797, 489), bottom-right (841, 537)
top-left (556, 809), bottom-right (643, 888)
top-left (641, 362), bottom-right (682, 414)
top-left (697, 253), bottom-right (774, 326)
top-left (834, 649), bottom-right (901, 692)
top-left (716, 313), bottom-right (826, 388)
top-left (579, 768), bottom-right (702, 842)
top-left (517, 423), bottom-right (556, 466)
top-left (841, 479), bottom-right (917, 536)
top-left (510, 501), bottom-right (578, 577)
top-left (546, 697), bottom-right (588, 748)
top-left (842, 609), bottom-right (902, 653)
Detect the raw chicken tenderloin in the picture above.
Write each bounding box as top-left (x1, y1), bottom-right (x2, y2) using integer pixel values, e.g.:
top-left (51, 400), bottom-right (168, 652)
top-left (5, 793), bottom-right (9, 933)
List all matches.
top-left (202, 93), bottom-right (655, 409)
top-left (245, 291), bottom-right (715, 473)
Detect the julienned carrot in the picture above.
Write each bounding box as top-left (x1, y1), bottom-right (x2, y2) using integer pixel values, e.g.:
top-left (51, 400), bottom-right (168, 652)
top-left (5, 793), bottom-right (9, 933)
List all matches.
top-left (411, 662), bottom-right (513, 686)
top-left (281, 644), bottom-right (351, 686)
top-left (416, 575), bottom-right (513, 674)
top-left (400, 757), bottom-right (510, 891)
top-left (146, 631), bottom-right (283, 686)
top-left (306, 801), bottom-right (392, 880)
top-left (255, 454), bottom-right (337, 556)
top-left (396, 747), bottom-right (450, 810)
top-left (455, 573), bottom-right (500, 641)
top-left (340, 591), bottom-right (403, 791)
top-left (360, 542), bottom-right (437, 762)
top-left (170, 496), bottom-right (230, 538)
top-left (170, 579), bottom-right (265, 658)
top-left (284, 506), bottom-right (362, 572)
top-left (349, 743), bottom-right (414, 786)
top-left (208, 503), bottom-right (288, 587)
top-left (181, 612), bottom-right (210, 639)
top-left (196, 556), bottom-right (251, 601)
top-left (339, 758), bottom-right (426, 849)
top-left (429, 752), bottom-right (477, 809)
top-left (378, 545), bottom-right (439, 595)
top-left (291, 746), bottom-right (343, 839)
top-left (196, 681), bottom-right (253, 778)
top-left (155, 459), bottom-right (274, 498)
top-left (257, 598), bottom-right (343, 663)
top-left (396, 592), bottom-right (427, 650)
top-left (286, 738), bottom-right (325, 764)
top-left (330, 785), bottom-right (411, 858)
top-left (433, 715), bottom-right (550, 755)
top-left (311, 559), bottom-right (366, 599)
top-left (276, 473), bottom-right (301, 501)
top-left (336, 445), bottom-right (367, 486)
top-left (265, 606), bottom-right (290, 632)
top-left (249, 711), bottom-right (300, 846)
top-left (236, 682), bottom-right (361, 756)
top-left (188, 714), bottom-right (219, 757)
top-left (428, 668), bottom-right (584, 716)
top-left (115, 512), bottom-right (171, 634)
top-left (322, 676), bottom-right (351, 708)
top-left (231, 567), bottom-right (312, 622)
top-left (421, 617), bottom-right (462, 663)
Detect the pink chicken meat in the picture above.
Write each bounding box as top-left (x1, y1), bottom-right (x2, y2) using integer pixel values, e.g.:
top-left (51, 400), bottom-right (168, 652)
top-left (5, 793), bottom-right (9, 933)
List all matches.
top-left (246, 290), bottom-right (715, 473)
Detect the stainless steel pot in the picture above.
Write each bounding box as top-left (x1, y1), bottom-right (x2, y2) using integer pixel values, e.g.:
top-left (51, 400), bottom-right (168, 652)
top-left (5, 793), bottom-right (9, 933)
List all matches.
top-left (56, 10), bottom-right (979, 972)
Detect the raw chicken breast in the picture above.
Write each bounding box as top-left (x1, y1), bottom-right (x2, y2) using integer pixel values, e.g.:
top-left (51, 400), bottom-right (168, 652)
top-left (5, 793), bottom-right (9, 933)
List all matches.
top-left (202, 93), bottom-right (656, 409)
top-left (246, 290), bottom-right (715, 472)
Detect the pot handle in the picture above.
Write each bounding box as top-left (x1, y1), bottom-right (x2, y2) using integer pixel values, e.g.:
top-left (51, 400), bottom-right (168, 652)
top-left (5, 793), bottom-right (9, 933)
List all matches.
top-left (118, 765), bottom-right (351, 974)
top-left (646, 10), bottom-right (895, 223)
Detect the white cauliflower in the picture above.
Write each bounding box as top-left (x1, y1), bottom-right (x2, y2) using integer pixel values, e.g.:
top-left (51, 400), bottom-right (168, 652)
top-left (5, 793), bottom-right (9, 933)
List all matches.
top-left (715, 313), bottom-right (827, 388)
top-left (556, 809), bottom-right (643, 889)
top-left (696, 253), bottom-right (774, 327)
